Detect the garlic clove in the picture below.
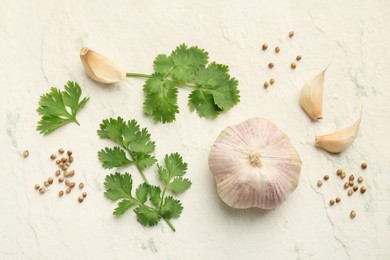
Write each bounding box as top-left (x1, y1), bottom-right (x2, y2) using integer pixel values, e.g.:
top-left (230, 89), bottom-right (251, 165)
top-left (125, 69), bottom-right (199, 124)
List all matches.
top-left (209, 118), bottom-right (302, 209)
top-left (80, 47), bottom-right (126, 84)
top-left (315, 114), bottom-right (361, 153)
top-left (300, 69), bottom-right (326, 120)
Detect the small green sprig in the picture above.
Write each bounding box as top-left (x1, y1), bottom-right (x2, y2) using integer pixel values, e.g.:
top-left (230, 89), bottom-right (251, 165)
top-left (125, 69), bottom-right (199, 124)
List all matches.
top-left (36, 81), bottom-right (89, 135)
top-left (98, 117), bottom-right (191, 231)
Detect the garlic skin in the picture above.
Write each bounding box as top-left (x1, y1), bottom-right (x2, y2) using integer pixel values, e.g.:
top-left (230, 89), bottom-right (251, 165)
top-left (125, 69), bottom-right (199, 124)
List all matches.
top-left (209, 118), bottom-right (302, 209)
top-left (315, 115), bottom-right (361, 153)
top-left (300, 69), bottom-right (326, 120)
top-left (80, 47), bottom-right (126, 84)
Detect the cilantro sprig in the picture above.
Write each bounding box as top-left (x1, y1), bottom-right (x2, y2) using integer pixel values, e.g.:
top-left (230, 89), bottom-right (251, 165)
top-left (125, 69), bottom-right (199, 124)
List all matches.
top-left (126, 44), bottom-right (240, 123)
top-left (36, 81), bottom-right (90, 135)
top-left (98, 117), bottom-right (191, 231)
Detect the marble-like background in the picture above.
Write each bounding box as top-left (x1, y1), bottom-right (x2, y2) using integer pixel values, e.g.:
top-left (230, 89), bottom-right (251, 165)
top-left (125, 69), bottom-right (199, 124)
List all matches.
top-left (1, 0), bottom-right (390, 259)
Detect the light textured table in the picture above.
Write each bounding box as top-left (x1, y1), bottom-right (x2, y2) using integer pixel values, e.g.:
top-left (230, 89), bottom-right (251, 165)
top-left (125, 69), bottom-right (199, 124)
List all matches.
top-left (1, 1), bottom-right (390, 259)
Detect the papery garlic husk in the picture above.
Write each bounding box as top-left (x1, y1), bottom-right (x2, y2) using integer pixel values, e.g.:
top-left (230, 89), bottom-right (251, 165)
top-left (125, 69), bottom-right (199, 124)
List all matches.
top-left (80, 47), bottom-right (126, 84)
top-left (315, 114), bottom-right (361, 153)
top-left (209, 118), bottom-right (302, 209)
top-left (300, 69), bottom-right (326, 120)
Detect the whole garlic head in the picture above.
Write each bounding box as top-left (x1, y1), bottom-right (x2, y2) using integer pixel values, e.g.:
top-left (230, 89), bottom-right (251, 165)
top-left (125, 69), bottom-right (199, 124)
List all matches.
top-left (209, 118), bottom-right (302, 209)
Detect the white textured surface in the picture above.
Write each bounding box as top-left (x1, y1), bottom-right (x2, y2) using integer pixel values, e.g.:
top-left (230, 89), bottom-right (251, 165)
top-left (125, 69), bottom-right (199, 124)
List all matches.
top-left (1, 0), bottom-right (390, 259)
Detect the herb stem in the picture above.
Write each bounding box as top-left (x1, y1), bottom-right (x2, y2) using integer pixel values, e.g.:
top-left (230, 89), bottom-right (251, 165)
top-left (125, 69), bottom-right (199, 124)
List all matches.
top-left (126, 73), bottom-right (152, 79)
top-left (159, 186), bottom-right (168, 210)
top-left (123, 146), bottom-right (149, 185)
top-left (164, 218), bottom-right (176, 232)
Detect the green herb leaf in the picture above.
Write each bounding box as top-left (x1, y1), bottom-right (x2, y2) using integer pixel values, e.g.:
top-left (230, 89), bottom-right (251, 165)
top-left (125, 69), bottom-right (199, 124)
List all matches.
top-left (164, 153), bottom-right (188, 178)
top-left (153, 54), bottom-right (174, 75)
top-left (37, 81), bottom-right (89, 135)
top-left (114, 199), bottom-right (137, 216)
top-left (104, 173), bottom-right (133, 201)
top-left (98, 147), bottom-right (132, 169)
top-left (160, 196), bottom-right (183, 219)
top-left (135, 183), bottom-right (149, 204)
top-left (134, 205), bottom-right (161, 226)
top-left (149, 186), bottom-right (161, 207)
top-left (168, 177), bottom-right (192, 194)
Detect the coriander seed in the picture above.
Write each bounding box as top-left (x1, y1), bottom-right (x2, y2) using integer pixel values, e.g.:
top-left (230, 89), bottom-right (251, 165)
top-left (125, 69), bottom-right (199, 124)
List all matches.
top-left (78, 196), bottom-right (84, 203)
top-left (69, 182), bottom-right (75, 189)
top-left (59, 177), bottom-right (64, 183)
top-left (23, 150), bottom-right (29, 158)
top-left (349, 181), bottom-right (354, 187)
top-left (56, 160), bottom-right (60, 164)
top-left (350, 210), bottom-right (356, 219)
top-left (62, 166), bottom-right (68, 171)
top-left (79, 183), bottom-right (84, 189)
top-left (48, 177), bottom-right (53, 184)
top-left (275, 46), bottom-right (280, 53)
top-left (65, 162), bottom-right (70, 167)
top-left (341, 172), bottom-right (346, 179)
top-left (323, 175), bottom-right (329, 181)
top-left (68, 156), bottom-right (74, 163)
top-left (82, 192), bottom-right (87, 198)
top-left (361, 162), bottom-right (367, 169)
top-left (358, 176), bottom-right (363, 183)
top-left (55, 170), bottom-right (61, 177)
top-left (262, 43), bottom-right (268, 50)
top-left (69, 170), bottom-right (75, 177)
top-left (344, 182), bottom-right (349, 189)
top-left (270, 78), bottom-right (275, 85)
top-left (353, 185), bottom-right (358, 192)
top-left (336, 197), bottom-right (341, 203)
top-left (349, 175), bottom-right (354, 181)
top-left (337, 169), bottom-right (342, 176)
top-left (58, 190), bottom-right (64, 197)
top-left (66, 188), bottom-right (71, 194)
top-left (329, 199), bottom-right (335, 206)
top-left (35, 184), bottom-right (40, 190)
top-left (44, 181), bottom-right (50, 187)
top-left (263, 82), bottom-right (269, 89)
top-left (59, 162), bottom-right (64, 167)
top-left (39, 188), bottom-right (46, 194)
top-left (61, 157), bottom-right (67, 163)
top-left (291, 62), bottom-right (296, 69)
top-left (50, 154), bottom-right (57, 160)
top-left (268, 63), bottom-right (274, 69)
top-left (65, 180), bottom-right (70, 186)
top-left (58, 148), bottom-right (65, 154)
top-left (348, 190), bottom-right (353, 196)
top-left (296, 55), bottom-right (302, 61)
top-left (360, 186), bottom-right (366, 193)
top-left (67, 150), bottom-right (72, 156)
top-left (289, 31), bottom-right (294, 38)
top-left (317, 180), bottom-right (323, 187)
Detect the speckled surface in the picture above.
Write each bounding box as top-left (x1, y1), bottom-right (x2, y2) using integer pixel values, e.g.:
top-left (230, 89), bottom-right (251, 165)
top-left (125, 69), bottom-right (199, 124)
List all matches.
top-left (1, 0), bottom-right (390, 259)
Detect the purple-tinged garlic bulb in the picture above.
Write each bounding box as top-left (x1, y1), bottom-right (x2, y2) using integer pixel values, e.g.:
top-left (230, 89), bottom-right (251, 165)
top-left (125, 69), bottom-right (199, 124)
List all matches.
top-left (209, 118), bottom-right (302, 209)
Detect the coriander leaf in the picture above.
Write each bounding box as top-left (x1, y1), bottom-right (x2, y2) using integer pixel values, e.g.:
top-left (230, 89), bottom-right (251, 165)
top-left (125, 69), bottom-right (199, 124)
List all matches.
top-left (143, 74), bottom-right (179, 123)
top-left (98, 117), bottom-right (126, 144)
top-left (164, 153), bottom-right (188, 178)
top-left (114, 199), bottom-right (137, 216)
top-left (153, 54), bottom-right (174, 75)
top-left (188, 89), bottom-right (222, 118)
top-left (134, 205), bottom-right (161, 226)
top-left (157, 165), bottom-right (170, 185)
top-left (168, 177), bottom-right (192, 194)
top-left (135, 154), bottom-right (157, 170)
top-left (104, 173), bottom-right (133, 201)
top-left (37, 81), bottom-right (89, 135)
top-left (160, 196), bottom-right (183, 219)
top-left (149, 186), bottom-right (161, 207)
top-left (129, 128), bottom-right (156, 155)
top-left (136, 183), bottom-right (149, 203)
top-left (98, 147), bottom-right (132, 169)
top-left (169, 44), bottom-right (209, 82)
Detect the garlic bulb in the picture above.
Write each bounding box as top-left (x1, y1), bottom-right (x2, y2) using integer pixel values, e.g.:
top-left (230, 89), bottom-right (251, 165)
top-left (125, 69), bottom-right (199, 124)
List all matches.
top-left (315, 114), bottom-right (361, 153)
top-left (209, 118), bottom-right (302, 209)
top-left (300, 69), bottom-right (326, 120)
top-left (80, 47), bottom-right (126, 84)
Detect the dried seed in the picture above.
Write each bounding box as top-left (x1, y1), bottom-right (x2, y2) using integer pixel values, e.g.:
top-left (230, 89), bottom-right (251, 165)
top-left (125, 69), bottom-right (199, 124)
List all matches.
top-left (289, 31), bottom-right (294, 38)
top-left (64, 171), bottom-right (70, 178)
top-left (82, 192), bottom-right (87, 198)
top-left (59, 177), bottom-right (64, 183)
top-left (270, 78), bottom-right (275, 85)
top-left (275, 46), bottom-right (280, 53)
top-left (58, 190), bottom-right (64, 197)
top-left (329, 199), bottom-right (335, 206)
top-left (39, 188), bottom-right (46, 194)
top-left (323, 175), bottom-right (329, 181)
top-left (360, 186), bottom-right (366, 193)
top-left (58, 148), bottom-right (65, 154)
top-left (349, 175), bottom-right (354, 181)
top-left (296, 55), bottom-right (302, 61)
top-left (65, 180), bottom-right (70, 186)
top-left (79, 183), bottom-right (84, 189)
top-left (68, 156), bottom-right (74, 163)
top-left (268, 63), bottom-right (274, 69)
top-left (67, 150), bottom-right (72, 156)
top-left (262, 43), bottom-right (268, 50)
top-left (62, 166), bottom-right (68, 171)
top-left (78, 196), bottom-right (84, 203)
top-left (341, 172), bottom-right (346, 179)
top-left (337, 169), bottom-right (342, 176)
top-left (69, 182), bottom-right (75, 189)
top-left (66, 188), bottom-right (71, 194)
top-left (56, 159), bottom-right (60, 164)
top-left (291, 62), bottom-right (296, 69)
top-left (350, 210), bottom-right (356, 219)
top-left (65, 162), bottom-right (70, 167)
top-left (55, 170), bottom-right (61, 177)
top-left (50, 154), bottom-right (57, 160)
top-left (23, 150), bottom-right (29, 158)
top-left (263, 82), bottom-right (269, 89)
top-left (343, 182), bottom-right (349, 189)
top-left (361, 162), bottom-right (367, 169)
top-left (69, 170), bottom-right (75, 177)
top-left (35, 184), bottom-right (40, 190)
top-left (336, 197), bottom-right (341, 203)
top-left (48, 177), bottom-right (53, 184)
top-left (317, 180), bottom-right (323, 187)
top-left (59, 162), bottom-right (64, 167)
top-left (349, 181), bottom-right (354, 187)
top-left (348, 190), bottom-right (353, 196)
top-left (358, 176), bottom-right (363, 183)
top-left (61, 157), bottom-right (67, 163)
top-left (353, 185), bottom-right (358, 192)
top-left (44, 181), bottom-right (50, 187)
